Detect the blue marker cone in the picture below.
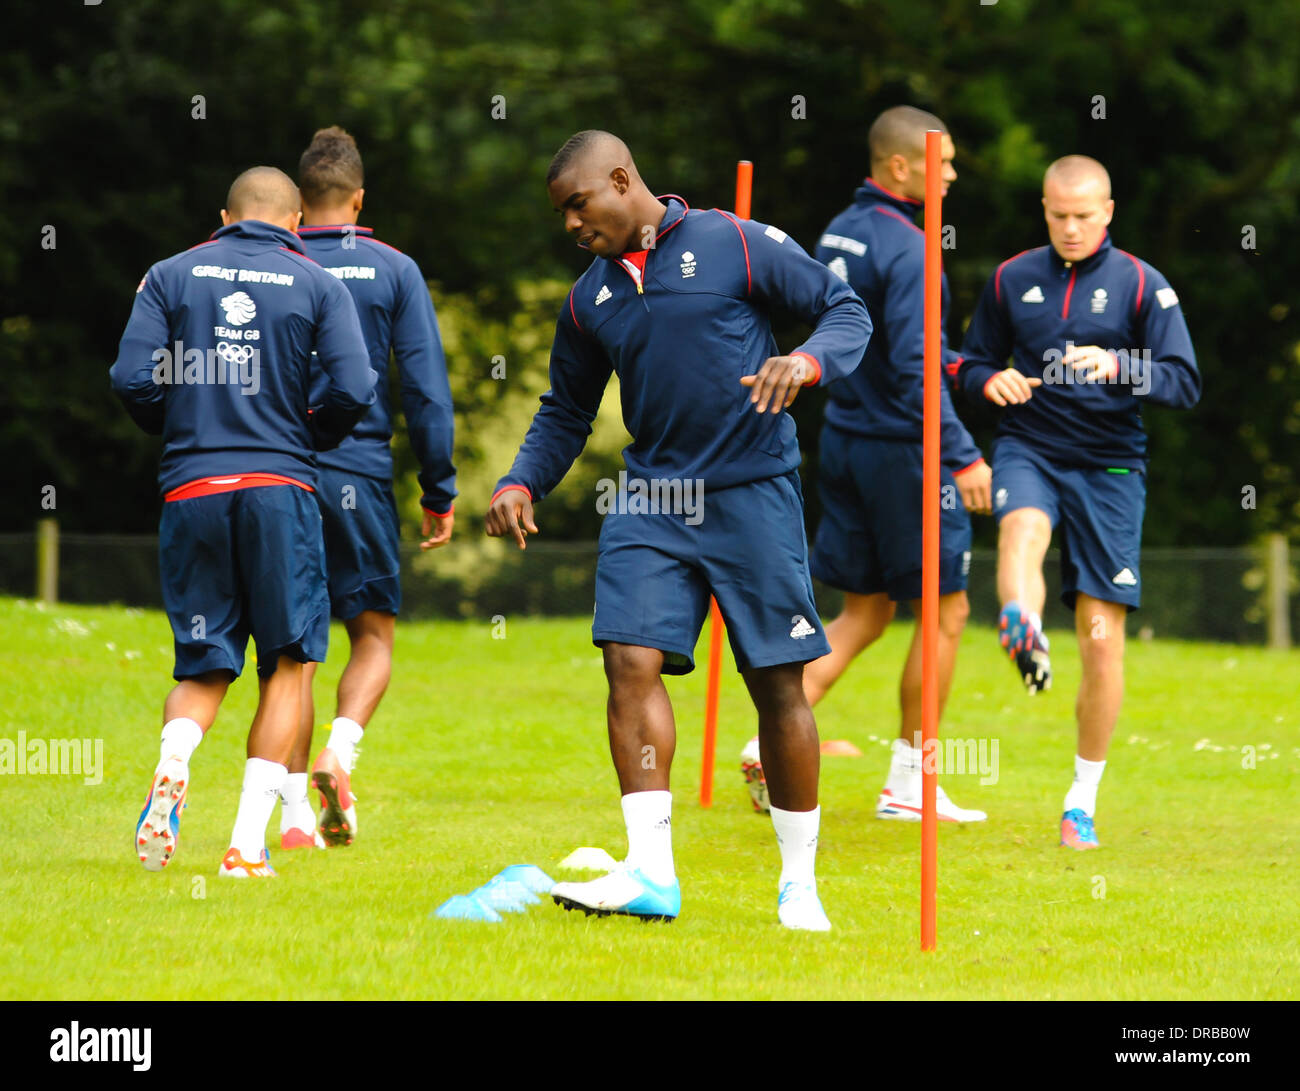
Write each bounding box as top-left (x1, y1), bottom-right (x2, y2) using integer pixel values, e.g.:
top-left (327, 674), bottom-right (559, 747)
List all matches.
top-left (432, 894), bottom-right (503, 922)
top-left (474, 877), bottom-right (539, 913)
top-left (495, 864), bottom-right (554, 894)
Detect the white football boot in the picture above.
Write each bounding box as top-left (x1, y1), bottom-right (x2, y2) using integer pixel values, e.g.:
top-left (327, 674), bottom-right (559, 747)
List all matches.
top-left (778, 880), bottom-right (832, 932)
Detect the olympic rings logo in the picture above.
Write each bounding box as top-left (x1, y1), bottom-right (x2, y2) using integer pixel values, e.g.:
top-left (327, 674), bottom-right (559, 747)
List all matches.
top-left (216, 341), bottom-right (256, 366)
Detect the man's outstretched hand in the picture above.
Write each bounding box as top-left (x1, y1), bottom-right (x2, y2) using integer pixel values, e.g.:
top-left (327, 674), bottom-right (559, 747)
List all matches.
top-left (486, 487), bottom-right (538, 550)
top-left (740, 354), bottom-right (815, 414)
top-left (954, 460), bottom-right (993, 515)
top-left (983, 367), bottom-right (1043, 406)
top-left (420, 508), bottom-right (454, 551)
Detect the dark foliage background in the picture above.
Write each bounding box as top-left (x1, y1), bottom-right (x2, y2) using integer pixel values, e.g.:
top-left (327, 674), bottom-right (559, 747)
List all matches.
top-left (4, 0), bottom-right (1297, 551)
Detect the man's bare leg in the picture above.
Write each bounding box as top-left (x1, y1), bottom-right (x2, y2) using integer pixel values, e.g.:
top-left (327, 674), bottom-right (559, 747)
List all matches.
top-left (803, 592), bottom-right (895, 706)
top-left (223, 656), bottom-right (303, 873)
top-left (899, 591), bottom-right (970, 748)
top-left (283, 611), bottom-right (394, 845)
top-left (997, 508), bottom-right (1052, 614)
top-left (743, 661), bottom-right (831, 930)
top-left (137, 669), bottom-right (232, 871)
top-left (1059, 594), bottom-right (1127, 844)
top-left (996, 507), bottom-right (1054, 692)
top-left (877, 591), bottom-right (986, 822)
top-left (550, 643), bottom-right (680, 918)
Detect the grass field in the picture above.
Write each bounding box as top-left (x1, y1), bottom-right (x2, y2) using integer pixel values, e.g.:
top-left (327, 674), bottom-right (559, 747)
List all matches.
top-left (1, 595), bottom-right (1297, 1000)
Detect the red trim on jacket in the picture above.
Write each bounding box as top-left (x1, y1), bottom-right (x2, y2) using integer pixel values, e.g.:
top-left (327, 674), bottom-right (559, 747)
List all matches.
top-left (869, 206), bottom-right (922, 234)
top-left (165, 472), bottom-right (313, 502)
top-left (1116, 249), bottom-right (1145, 315)
top-left (1062, 267), bottom-right (1078, 319)
top-left (790, 351), bottom-right (822, 386)
top-left (490, 484), bottom-right (532, 507)
top-left (714, 210), bottom-right (752, 295)
top-left (861, 178), bottom-right (922, 207)
top-left (994, 249), bottom-right (1036, 305)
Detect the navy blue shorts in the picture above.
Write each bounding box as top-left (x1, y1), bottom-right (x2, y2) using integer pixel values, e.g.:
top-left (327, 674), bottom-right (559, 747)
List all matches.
top-left (158, 484), bottom-right (330, 680)
top-left (316, 469), bottom-right (402, 619)
top-left (810, 427), bottom-right (972, 602)
top-left (992, 436), bottom-right (1146, 610)
top-left (592, 471), bottom-right (830, 675)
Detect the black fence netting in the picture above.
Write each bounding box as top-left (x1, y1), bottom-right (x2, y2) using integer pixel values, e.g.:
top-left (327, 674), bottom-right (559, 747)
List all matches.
top-left (2, 532), bottom-right (1295, 646)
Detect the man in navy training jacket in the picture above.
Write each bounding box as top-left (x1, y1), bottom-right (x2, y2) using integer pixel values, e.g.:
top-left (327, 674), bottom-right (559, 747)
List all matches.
top-left (957, 155), bottom-right (1200, 849)
top-left (278, 126), bottom-right (458, 852)
top-left (740, 106), bottom-right (992, 826)
top-left (486, 130), bottom-right (872, 931)
top-left (112, 166), bottom-right (375, 878)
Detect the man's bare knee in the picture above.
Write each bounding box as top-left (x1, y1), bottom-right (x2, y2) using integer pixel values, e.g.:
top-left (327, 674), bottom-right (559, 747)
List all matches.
top-left (602, 643), bottom-right (664, 688)
top-left (743, 662), bottom-right (809, 718)
top-left (345, 610), bottom-right (395, 650)
top-left (841, 592), bottom-right (894, 642)
top-left (937, 592), bottom-right (970, 638)
top-left (1000, 508), bottom-right (1051, 550)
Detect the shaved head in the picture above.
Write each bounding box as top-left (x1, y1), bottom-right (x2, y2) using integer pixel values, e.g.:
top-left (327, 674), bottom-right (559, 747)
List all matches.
top-left (225, 166), bottom-right (301, 222)
top-left (1044, 155), bottom-right (1111, 199)
top-left (869, 106), bottom-right (948, 165)
top-left (867, 105), bottom-right (955, 203)
top-left (546, 130), bottom-right (641, 186)
top-left (1042, 156), bottom-right (1114, 261)
top-left (545, 130), bottom-right (665, 259)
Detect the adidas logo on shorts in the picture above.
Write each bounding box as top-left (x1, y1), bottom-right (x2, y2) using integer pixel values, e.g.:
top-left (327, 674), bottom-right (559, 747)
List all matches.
top-left (1112, 567), bottom-right (1138, 587)
top-left (789, 615), bottom-right (817, 639)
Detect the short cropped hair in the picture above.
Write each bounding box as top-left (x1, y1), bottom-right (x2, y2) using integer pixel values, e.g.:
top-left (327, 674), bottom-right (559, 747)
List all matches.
top-left (299, 126), bottom-right (364, 205)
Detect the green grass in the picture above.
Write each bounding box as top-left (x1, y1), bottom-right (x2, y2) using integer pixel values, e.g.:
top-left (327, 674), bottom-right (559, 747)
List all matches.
top-left (1, 596), bottom-right (1297, 999)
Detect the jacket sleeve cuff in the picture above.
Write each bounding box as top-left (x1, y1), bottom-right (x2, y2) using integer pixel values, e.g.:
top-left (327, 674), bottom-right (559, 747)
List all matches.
top-left (421, 502), bottom-right (454, 519)
top-left (790, 351), bottom-right (822, 386)
top-left (490, 484), bottom-right (533, 507)
top-left (953, 457), bottom-right (986, 477)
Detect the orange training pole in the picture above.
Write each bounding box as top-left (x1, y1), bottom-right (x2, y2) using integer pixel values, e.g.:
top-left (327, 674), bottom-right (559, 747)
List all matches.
top-left (734, 160), bottom-right (753, 219)
top-left (921, 130), bottom-right (942, 951)
top-left (701, 598), bottom-right (724, 807)
top-left (700, 159), bottom-right (754, 808)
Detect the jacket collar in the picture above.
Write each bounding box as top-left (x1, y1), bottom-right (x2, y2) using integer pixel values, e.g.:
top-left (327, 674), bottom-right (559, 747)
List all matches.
top-left (297, 224), bottom-right (375, 241)
top-left (656, 195), bottom-right (690, 238)
top-left (1049, 231), bottom-right (1112, 272)
top-left (212, 220), bottom-right (306, 253)
top-left (854, 178), bottom-right (922, 216)
top-left (604, 196), bottom-right (690, 261)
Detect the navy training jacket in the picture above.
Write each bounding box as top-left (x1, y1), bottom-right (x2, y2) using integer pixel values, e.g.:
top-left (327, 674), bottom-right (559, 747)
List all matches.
top-left (110, 219), bottom-right (376, 495)
top-left (957, 234), bottom-right (1200, 468)
top-left (298, 225), bottom-right (457, 516)
top-left (815, 179), bottom-right (983, 472)
top-left (495, 197), bottom-right (872, 501)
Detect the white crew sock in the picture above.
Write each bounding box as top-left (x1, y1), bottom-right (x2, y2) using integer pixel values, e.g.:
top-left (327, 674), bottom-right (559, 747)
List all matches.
top-left (1063, 755), bottom-right (1106, 817)
top-left (885, 738), bottom-right (922, 797)
top-left (770, 804), bottom-right (821, 886)
top-left (326, 717), bottom-right (364, 773)
top-left (230, 758), bottom-right (287, 858)
top-left (158, 718), bottom-right (203, 765)
top-left (621, 791), bottom-right (675, 886)
top-left (278, 772), bottom-right (313, 833)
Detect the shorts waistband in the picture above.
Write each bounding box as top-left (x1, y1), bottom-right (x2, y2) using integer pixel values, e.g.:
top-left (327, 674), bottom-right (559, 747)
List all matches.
top-left (164, 473), bottom-right (314, 502)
